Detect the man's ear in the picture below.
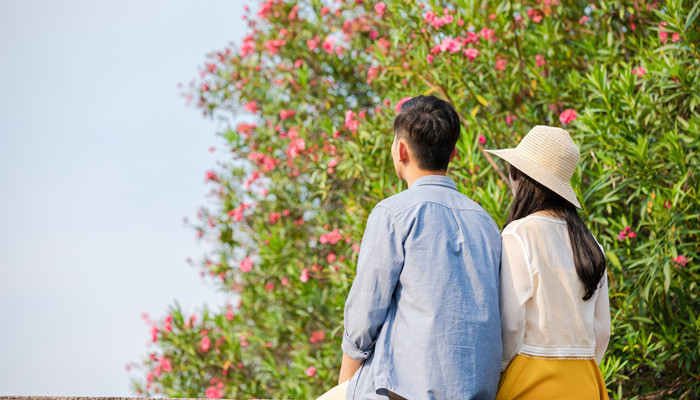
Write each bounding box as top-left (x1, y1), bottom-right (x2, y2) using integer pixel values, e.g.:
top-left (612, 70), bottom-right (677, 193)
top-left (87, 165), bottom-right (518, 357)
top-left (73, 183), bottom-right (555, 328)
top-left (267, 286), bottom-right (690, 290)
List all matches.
top-left (398, 139), bottom-right (409, 162)
top-left (449, 147), bottom-right (457, 161)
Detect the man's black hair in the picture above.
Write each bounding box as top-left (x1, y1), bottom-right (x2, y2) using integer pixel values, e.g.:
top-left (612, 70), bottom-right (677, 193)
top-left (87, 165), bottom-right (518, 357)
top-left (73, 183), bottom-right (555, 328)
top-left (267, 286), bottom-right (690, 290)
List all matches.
top-left (393, 95), bottom-right (461, 171)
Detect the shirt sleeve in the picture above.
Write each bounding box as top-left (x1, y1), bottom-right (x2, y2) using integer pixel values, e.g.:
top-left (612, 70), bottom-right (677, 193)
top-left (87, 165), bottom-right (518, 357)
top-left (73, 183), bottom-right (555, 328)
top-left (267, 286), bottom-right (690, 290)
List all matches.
top-left (499, 232), bottom-right (534, 371)
top-left (342, 205), bottom-right (404, 361)
top-left (594, 271), bottom-right (611, 364)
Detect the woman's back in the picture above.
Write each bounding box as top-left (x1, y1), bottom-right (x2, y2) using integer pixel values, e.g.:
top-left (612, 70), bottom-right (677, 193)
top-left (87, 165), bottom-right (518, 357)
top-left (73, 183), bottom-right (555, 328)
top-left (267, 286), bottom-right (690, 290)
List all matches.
top-left (500, 214), bottom-right (609, 366)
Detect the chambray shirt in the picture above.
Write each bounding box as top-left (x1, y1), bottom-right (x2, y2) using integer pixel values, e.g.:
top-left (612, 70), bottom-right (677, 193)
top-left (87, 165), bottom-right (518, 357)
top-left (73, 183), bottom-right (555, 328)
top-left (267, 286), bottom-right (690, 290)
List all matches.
top-left (342, 175), bottom-right (502, 400)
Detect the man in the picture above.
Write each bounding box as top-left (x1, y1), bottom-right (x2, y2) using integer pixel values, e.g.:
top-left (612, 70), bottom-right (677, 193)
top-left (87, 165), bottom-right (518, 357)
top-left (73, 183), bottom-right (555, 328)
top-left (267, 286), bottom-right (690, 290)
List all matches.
top-left (322, 95), bottom-right (502, 399)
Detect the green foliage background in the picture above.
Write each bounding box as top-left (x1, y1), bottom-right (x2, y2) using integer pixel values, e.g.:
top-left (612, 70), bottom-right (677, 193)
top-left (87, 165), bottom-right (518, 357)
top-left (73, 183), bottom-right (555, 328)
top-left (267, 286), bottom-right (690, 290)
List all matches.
top-left (133, 0), bottom-right (699, 398)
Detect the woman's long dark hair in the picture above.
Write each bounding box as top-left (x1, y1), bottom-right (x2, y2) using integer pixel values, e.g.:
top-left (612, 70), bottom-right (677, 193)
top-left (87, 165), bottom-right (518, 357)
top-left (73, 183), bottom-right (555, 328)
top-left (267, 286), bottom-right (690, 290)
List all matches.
top-left (505, 166), bottom-right (606, 301)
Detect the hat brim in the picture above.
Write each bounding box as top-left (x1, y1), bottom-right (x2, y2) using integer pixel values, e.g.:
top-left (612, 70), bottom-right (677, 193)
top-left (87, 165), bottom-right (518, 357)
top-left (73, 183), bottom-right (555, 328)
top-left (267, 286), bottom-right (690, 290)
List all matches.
top-left (485, 148), bottom-right (582, 209)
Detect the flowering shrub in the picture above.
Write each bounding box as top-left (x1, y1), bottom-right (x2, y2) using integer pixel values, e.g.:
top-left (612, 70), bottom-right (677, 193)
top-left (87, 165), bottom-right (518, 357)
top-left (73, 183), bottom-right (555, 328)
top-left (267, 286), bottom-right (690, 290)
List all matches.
top-left (132, 0), bottom-right (699, 398)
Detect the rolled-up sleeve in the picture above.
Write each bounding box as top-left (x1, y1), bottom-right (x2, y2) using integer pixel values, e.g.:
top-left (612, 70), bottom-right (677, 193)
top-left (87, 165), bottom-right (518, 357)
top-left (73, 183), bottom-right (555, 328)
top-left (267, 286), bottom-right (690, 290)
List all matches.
top-left (499, 232), bottom-right (533, 371)
top-left (342, 205), bottom-right (404, 360)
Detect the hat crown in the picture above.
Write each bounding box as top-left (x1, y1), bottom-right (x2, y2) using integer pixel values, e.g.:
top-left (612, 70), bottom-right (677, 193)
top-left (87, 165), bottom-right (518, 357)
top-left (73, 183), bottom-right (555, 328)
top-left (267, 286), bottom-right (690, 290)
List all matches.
top-left (515, 125), bottom-right (579, 182)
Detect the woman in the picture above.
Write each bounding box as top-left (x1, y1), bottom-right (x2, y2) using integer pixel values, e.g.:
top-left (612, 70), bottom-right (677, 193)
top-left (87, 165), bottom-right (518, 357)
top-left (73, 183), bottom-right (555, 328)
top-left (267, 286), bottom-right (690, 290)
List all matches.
top-left (485, 125), bottom-right (611, 399)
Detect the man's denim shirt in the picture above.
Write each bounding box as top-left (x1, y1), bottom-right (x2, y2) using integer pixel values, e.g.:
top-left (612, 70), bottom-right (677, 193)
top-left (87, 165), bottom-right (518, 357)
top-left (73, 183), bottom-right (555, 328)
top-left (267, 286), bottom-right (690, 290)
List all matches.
top-left (342, 175), bottom-right (502, 400)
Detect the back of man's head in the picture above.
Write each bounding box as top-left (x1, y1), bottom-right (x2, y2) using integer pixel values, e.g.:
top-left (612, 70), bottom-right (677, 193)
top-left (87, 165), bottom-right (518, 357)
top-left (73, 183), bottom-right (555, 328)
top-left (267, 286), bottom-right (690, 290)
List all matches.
top-left (393, 95), bottom-right (461, 171)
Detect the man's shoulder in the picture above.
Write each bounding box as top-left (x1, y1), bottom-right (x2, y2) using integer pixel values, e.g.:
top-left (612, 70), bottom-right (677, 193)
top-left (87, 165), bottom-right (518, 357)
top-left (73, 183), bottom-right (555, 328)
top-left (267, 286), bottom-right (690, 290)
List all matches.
top-left (375, 186), bottom-right (491, 219)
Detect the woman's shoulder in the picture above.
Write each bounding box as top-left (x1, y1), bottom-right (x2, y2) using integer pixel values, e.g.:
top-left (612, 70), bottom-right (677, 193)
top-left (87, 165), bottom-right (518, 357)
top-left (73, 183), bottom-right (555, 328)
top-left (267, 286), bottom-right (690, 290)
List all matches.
top-left (502, 213), bottom-right (566, 236)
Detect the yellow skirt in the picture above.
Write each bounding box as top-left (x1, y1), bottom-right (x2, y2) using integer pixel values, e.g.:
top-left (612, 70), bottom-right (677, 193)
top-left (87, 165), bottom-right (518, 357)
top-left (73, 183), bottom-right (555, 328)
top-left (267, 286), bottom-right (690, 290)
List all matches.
top-left (496, 355), bottom-right (609, 400)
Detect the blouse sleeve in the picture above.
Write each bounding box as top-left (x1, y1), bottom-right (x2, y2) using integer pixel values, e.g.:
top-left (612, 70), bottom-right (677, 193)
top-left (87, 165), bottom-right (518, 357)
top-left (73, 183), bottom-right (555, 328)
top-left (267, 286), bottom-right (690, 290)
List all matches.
top-left (499, 232), bottom-right (534, 371)
top-left (594, 271), bottom-right (611, 364)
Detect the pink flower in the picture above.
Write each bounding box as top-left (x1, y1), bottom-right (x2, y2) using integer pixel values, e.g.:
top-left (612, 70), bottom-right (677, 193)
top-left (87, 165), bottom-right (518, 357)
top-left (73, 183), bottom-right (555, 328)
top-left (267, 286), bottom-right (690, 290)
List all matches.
top-left (494, 57), bottom-right (506, 71)
top-left (436, 37), bottom-right (461, 53)
top-left (479, 28), bottom-right (496, 41)
top-left (288, 5), bottom-right (299, 21)
top-left (281, 277), bottom-right (289, 285)
top-left (671, 33), bottom-right (680, 43)
top-left (395, 96), bottom-right (412, 112)
top-left (322, 36), bottom-right (336, 54)
top-left (159, 357), bottom-right (172, 373)
top-left (319, 229), bottom-right (343, 244)
top-left (265, 39), bottom-right (286, 54)
top-left (307, 38), bottom-right (318, 50)
top-left (239, 38), bottom-right (256, 57)
top-left (280, 109), bottom-right (296, 120)
top-left (463, 48), bottom-right (479, 61)
top-left (327, 253), bottom-right (337, 263)
top-left (300, 268), bottom-right (310, 283)
top-left (309, 330), bottom-right (326, 343)
top-left (306, 366), bottom-right (317, 377)
top-left (369, 30), bottom-right (379, 40)
top-left (527, 8), bottom-right (543, 23)
top-left (150, 324), bottom-right (158, 342)
top-left (427, 54), bottom-right (434, 64)
top-left (673, 255), bottom-right (688, 267)
top-left (375, 2), bottom-right (386, 17)
top-left (659, 22), bottom-right (668, 43)
top-left (205, 386), bottom-right (223, 399)
top-left (367, 66), bottom-right (379, 84)
top-left (236, 122), bottom-right (256, 137)
top-left (244, 101), bottom-right (258, 113)
top-left (617, 226), bottom-right (637, 241)
top-left (327, 159), bottom-right (339, 168)
top-left (535, 54), bottom-right (546, 67)
top-left (265, 282), bottom-right (275, 292)
top-left (632, 67), bottom-right (647, 76)
top-left (286, 138), bottom-right (306, 159)
top-left (204, 171), bottom-right (219, 183)
top-left (344, 110), bottom-right (360, 132)
top-left (239, 257), bottom-right (253, 273)
top-left (200, 336), bottom-right (211, 352)
top-left (320, 6), bottom-right (330, 16)
top-left (225, 308), bottom-right (234, 321)
top-left (269, 212), bottom-right (282, 224)
top-left (185, 314), bottom-right (197, 329)
top-left (163, 314), bottom-right (173, 332)
top-left (478, 135), bottom-right (486, 145)
top-left (559, 109), bottom-right (577, 124)
top-left (579, 15), bottom-right (589, 25)
top-left (506, 115), bottom-right (518, 126)
top-left (229, 203), bottom-right (250, 222)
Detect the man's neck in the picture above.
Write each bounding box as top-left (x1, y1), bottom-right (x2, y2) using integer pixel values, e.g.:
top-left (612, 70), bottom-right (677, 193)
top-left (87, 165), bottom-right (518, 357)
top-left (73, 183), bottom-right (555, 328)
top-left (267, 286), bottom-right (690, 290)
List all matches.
top-left (405, 169), bottom-right (448, 188)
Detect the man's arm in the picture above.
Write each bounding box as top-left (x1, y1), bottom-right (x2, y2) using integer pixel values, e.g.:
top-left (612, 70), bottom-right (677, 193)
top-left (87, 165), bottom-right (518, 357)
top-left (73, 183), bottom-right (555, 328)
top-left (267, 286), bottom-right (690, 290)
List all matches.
top-left (340, 205), bottom-right (404, 382)
top-left (338, 352), bottom-right (363, 384)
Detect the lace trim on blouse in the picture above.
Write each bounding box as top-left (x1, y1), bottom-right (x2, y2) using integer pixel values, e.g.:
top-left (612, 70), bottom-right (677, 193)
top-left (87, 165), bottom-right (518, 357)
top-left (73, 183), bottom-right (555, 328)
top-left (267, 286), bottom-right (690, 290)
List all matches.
top-left (520, 344), bottom-right (595, 359)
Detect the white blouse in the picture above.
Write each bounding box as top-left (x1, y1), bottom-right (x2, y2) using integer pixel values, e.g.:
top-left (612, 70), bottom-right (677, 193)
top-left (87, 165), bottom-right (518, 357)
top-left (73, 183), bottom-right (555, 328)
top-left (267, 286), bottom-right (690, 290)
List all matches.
top-left (500, 214), bottom-right (611, 371)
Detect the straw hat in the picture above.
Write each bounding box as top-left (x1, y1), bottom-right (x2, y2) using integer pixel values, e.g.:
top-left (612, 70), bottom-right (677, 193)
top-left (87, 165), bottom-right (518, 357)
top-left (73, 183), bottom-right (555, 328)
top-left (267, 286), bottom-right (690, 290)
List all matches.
top-left (485, 125), bottom-right (582, 208)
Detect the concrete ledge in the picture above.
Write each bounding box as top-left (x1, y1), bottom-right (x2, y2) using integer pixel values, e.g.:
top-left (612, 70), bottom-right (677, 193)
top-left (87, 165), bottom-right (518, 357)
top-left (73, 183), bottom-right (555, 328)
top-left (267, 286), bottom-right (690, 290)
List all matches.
top-left (0, 397), bottom-right (217, 400)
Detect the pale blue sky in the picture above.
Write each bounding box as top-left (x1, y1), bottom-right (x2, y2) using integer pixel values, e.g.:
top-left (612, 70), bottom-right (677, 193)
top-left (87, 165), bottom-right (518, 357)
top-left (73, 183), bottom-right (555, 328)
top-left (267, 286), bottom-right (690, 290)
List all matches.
top-left (0, 0), bottom-right (250, 395)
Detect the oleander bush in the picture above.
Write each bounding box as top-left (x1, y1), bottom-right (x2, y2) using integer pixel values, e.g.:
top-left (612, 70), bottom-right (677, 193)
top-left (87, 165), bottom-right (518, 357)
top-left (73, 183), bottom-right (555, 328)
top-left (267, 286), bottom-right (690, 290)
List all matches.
top-left (132, 0), bottom-right (699, 398)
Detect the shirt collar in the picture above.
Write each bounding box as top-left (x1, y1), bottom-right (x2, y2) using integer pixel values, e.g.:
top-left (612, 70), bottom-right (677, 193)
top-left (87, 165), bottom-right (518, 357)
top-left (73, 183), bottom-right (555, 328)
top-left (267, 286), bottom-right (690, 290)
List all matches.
top-left (409, 175), bottom-right (458, 191)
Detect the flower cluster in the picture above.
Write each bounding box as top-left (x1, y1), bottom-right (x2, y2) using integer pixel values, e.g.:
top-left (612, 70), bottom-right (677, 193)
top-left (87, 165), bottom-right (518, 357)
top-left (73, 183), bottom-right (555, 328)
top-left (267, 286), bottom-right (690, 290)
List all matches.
top-left (617, 226), bottom-right (637, 241)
